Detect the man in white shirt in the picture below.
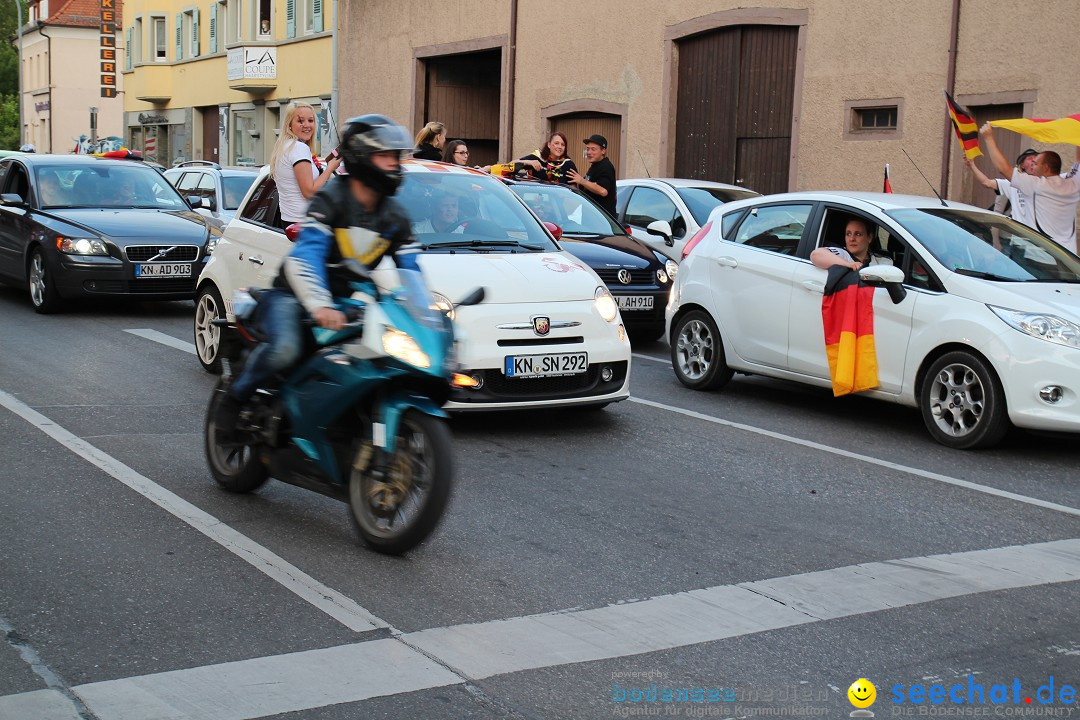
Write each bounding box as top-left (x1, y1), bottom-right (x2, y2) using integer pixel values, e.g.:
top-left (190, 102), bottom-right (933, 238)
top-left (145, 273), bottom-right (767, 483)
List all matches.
top-left (980, 123), bottom-right (1080, 254)
top-left (963, 149), bottom-right (1037, 227)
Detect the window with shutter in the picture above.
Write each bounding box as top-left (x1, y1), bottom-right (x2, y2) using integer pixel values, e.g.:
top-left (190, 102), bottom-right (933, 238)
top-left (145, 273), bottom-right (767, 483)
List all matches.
top-left (313, 0), bottom-right (322, 33)
top-left (208, 4), bottom-right (217, 53)
top-left (125, 27), bottom-right (132, 69)
top-left (175, 14), bottom-right (182, 59)
top-left (286, 0), bottom-right (295, 38)
top-left (191, 9), bottom-right (199, 57)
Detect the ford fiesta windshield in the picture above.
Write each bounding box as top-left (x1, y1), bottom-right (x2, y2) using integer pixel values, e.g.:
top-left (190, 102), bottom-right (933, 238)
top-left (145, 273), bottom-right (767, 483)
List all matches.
top-left (888, 208), bottom-right (1080, 283)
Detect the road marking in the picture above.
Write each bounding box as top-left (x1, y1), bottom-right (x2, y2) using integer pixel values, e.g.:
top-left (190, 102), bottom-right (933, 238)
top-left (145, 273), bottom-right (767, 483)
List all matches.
top-left (0, 689), bottom-right (82, 720)
top-left (632, 352), bottom-right (669, 364)
top-left (124, 328), bottom-right (196, 355)
top-left (0, 389), bottom-right (389, 634)
top-left (1, 539), bottom-right (1077, 719)
top-left (630, 396), bottom-right (1080, 518)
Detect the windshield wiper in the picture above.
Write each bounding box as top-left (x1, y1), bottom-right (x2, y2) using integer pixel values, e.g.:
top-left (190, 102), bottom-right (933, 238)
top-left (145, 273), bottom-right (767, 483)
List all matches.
top-left (421, 240), bottom-right (545, 251)
top-left (560, 232), bottom-right (604, 238)
top-left (952, 268), bottom-right (1020, 282)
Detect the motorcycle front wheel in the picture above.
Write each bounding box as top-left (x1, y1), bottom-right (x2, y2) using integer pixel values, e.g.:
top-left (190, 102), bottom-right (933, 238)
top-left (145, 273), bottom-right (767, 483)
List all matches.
top-left (204, 383), bottom-right (269, 493)
top-left (348, 410), bottom-right (452, 555)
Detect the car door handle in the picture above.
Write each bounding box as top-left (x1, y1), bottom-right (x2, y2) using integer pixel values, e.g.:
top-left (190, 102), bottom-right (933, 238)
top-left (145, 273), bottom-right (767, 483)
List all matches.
top-left (716, 256), bottom-right (738, 268)
top-left (801, 280), bottom-right (824, 294)
top-left (248, 255), bottom-right (264, 265)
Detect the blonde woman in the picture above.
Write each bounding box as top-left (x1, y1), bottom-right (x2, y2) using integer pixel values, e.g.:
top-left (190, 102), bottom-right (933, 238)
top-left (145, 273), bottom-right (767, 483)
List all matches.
top-left (413, 121), bottom-right (446, 160)
top-left (269, 101), bottom-right (341, 224)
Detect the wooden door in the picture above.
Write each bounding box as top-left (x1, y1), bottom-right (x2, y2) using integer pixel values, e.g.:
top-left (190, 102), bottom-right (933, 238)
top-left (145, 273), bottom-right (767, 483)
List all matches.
top-left (424, 51), bottom-right (501, 167)
top-left (963, 103), bottom-right (1024, 210)
top-left (201, 106), bottom-right (220, 163)
top-left (550, 113), bottom-right (621, 178)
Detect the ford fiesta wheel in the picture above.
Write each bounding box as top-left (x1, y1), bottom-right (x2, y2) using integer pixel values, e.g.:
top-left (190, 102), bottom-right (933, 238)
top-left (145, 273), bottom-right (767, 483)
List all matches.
top-left (919, 351), bottom-right (1009, 450)
top-left (670, 310), bottom-right (733, 391)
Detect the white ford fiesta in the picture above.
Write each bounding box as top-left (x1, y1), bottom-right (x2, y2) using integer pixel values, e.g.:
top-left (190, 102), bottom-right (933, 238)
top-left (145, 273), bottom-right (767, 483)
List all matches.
top-left (666, 191), bottom-right (1080, 449)
top-left (194, 160), bottom-right (632, 411)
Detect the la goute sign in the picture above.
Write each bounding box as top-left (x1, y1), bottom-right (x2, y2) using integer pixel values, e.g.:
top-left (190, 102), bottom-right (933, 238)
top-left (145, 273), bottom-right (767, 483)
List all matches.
top-left (227, 47), bottom-right (277, 81)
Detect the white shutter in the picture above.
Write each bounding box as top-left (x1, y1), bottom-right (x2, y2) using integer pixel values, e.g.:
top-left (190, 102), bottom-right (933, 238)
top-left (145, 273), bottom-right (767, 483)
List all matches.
top-left (175, 13), bottom-right (182, 59)
top-left (313, 0), bottom-right (322, 32)
top-left (125, 26), bottom-right (133, 69)
top-left (191, 9), bottom-right (199, 57)
top-left (286, 0), bottom-right (295, 38)
top-left (208, 4), bottom-right (217, 53)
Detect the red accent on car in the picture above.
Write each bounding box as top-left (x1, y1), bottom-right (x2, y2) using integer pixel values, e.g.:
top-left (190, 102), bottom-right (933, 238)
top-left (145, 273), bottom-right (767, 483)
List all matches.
top-left (284, 223), bottom-right (301, 241)
top-left (543, 221), bottom-right (563, 241)
top-left (681, 221), bottom-right (712, 260)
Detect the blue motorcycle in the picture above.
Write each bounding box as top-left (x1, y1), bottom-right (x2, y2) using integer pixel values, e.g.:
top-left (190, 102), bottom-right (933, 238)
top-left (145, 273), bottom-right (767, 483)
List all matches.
top-left (204, 263), bottom-right (483, 555)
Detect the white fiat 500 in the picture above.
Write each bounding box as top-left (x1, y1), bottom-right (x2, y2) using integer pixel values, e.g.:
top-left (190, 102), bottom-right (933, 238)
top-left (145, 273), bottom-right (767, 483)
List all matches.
top-left (666, 192), bottom-right (1080, 449)
top-left (194, 160), bottom-right (631, 411)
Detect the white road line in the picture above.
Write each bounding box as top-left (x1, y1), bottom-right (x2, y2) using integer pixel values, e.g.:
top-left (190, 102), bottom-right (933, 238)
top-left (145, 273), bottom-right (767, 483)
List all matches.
top-left (0, 389), bottom-right (389, 634)
top-left (1, 539), bottom-right (1075, 720)
top-left (632, 352), bottom-right (670, 364)
top-left (124, 328), bottom-right (196, 354)
top-left (0, 689), bottom-right (82, 720)
top-left (630, 396), bottom-right (1080, 518)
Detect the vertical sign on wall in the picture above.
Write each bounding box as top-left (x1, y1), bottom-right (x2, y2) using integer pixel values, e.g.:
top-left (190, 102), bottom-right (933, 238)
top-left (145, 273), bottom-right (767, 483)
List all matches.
top-left (100, 0), bottom-right (117, 97)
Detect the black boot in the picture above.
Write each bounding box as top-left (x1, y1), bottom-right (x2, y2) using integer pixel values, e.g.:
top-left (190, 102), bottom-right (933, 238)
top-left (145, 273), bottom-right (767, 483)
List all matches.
top-left (215, 392), bottom-right (243, 443)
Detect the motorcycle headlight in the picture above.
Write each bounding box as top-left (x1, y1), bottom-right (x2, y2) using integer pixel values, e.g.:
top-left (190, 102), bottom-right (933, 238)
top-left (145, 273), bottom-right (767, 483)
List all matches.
top-left (665, 259), bottom-right (679, 281)
top-left (431, 291), bottom-right (455, 321)
top-left (382, 328), bottom-right (431, 368)
top-left (594, 285), bottom-right (619, 323)
top-left (56, 237), bottom-right (108, 255)
top-left (989, 306), bottom-right (1080, 350)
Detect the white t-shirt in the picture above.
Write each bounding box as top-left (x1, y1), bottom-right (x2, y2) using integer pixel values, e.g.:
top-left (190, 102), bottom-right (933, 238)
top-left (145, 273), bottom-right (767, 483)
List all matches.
top-left (1009, 166), bottom-right (1080, 254)
top-left (993, 178), bottom-right (1035, 228)
top-left (275, 140), bottom-right (318, 223)
top-left (823, 247), bottom-right (893, 266)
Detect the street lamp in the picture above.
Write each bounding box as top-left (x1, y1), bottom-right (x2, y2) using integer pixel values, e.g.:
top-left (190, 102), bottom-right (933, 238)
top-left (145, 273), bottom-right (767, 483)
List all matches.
top-left (14, 0), bottom-right (23, 147)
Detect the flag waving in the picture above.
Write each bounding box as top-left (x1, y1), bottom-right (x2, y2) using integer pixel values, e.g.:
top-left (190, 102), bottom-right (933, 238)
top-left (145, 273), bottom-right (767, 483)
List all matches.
top-left (883, 163), bottom-right (892, 193)
top-left (822, 266), bottom-right (879, 396)
top-left (989, 115), bottom-right (1080, 146)
top-left (944, 90), bottom-right (983, 160)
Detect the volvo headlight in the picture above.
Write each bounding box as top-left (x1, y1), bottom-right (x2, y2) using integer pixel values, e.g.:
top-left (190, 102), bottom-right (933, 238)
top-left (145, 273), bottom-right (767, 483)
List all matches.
top-left (665, 259), bottom-right (679, 281)
top-left (382, 328), bottom-right (431, 368)
top-left (430, 291), bottom-right (455, 320)
top-left (989, 306), bottom-right (1080, 350)
top-left (594, 286), bottom-right (619, 322)
top-left (56, 237), bottom-right (108, 255)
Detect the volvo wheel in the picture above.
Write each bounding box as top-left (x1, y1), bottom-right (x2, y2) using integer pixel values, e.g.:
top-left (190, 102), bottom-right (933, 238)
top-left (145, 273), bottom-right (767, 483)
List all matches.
top-left (28, 248), bottom-right (62, 314)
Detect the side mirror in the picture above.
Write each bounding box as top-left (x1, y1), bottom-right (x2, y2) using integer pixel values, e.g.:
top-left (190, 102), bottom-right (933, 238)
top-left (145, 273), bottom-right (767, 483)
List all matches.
top-left (860, 264), bottom-right (907, 304)
top-left (543, 221), bottom-right (563, 241)
top-left (646, 219), bottom-right (675, 247)
top-left (187, 195), bottom-right (206, 210)
top-left (1, 192), bottom-right (26, 206)
top-left (284, 223), bottom-right (301, 241)
top-left (458, 287), bottom-right (485, 306)
top-left (205, 195), bottom-right (217, 211)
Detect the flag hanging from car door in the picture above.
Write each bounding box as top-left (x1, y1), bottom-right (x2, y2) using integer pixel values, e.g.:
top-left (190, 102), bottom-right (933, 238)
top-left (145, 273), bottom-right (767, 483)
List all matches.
top-left (822, 265), bottom-right (879, 396)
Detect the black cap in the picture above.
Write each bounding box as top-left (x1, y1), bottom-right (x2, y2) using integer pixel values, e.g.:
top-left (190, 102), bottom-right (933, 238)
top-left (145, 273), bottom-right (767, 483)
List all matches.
top-left (583, 134), bottom-right (608, 150)
top-left (1016, 148), bottom-right (1038, 165)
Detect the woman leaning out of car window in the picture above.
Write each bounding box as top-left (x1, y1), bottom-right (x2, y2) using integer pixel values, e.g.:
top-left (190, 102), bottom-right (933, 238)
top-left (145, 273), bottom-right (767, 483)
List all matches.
top-left (269, 101), bottom-right (342, 224)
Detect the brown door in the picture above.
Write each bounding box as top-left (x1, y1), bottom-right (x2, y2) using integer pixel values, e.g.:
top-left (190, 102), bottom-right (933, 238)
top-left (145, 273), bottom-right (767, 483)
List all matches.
top-left (201, 106), bottom-right (220, 163)
top-left (550, 113), bottom-right (621, 178)
top-left (424, 51), bottom-right (501, 167)
top-left (962, 103), bottom-right (1024, 210)
top-left (675, 25), bottom-right (797, 194)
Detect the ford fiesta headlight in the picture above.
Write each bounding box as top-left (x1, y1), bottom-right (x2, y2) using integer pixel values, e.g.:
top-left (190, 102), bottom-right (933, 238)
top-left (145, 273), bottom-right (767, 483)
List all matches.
top-left (989, 306), bottom-right (1080, 350)
top-left (430, 291), bottom-right (455, 320)
top-left (56, 237), bottom-right (108, 255)
top-left (594, 285), bottom-right (619, 322)
top-left (382, 328), bottom-right (431, 368)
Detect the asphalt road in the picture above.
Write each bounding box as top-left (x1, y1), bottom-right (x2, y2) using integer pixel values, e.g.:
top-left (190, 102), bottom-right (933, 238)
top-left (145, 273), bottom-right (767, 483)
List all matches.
top-left (1, 286), bottom-right (1078, 720)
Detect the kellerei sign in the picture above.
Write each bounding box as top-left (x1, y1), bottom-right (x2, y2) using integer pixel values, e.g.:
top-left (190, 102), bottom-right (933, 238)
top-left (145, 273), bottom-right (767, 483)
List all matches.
top-left (100, 0), bottom-right (117, 97)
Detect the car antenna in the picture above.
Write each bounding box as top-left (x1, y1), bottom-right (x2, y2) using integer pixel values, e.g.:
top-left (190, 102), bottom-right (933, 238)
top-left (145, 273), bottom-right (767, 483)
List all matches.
top-left (637, 149), bottom-right (651, 178)
top-left (901, 147), bottom-right (947, 206)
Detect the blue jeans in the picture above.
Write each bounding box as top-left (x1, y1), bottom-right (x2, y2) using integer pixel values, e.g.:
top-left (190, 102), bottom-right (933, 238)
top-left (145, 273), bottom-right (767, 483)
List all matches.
top-left (229, 290), bottom-right (307, 401)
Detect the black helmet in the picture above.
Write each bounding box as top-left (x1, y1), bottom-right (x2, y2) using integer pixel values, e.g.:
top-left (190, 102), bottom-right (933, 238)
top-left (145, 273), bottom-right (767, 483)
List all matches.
top-left (339, 114), bottom-right (413, 195)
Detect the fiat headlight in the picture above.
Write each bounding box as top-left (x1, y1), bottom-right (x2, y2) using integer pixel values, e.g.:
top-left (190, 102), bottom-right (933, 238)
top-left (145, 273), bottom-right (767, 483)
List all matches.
top-left (989, 306), bottom-right (1080, 350)
top-left (594, 286), bottom-right (619, 322)
top-left (430, 291), bottom-right (455, 320)
top-left (382, 328), bottom-right (431, 368)
top-left (56, 237), bottom-right (108, 255)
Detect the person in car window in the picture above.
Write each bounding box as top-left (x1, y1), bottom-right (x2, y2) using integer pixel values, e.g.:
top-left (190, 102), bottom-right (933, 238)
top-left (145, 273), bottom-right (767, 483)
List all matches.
top-left (519, 131), bottom-right (578, 184)
top-left (413, 192), bottom-right (465, 234)
top-left (38, 173), bottom-right (66, 206)
top-left (810, 217), bottom-right (893, 271)
top-left (115, 174), bottom-right (138, 205)
top-left (270, 101), bottom-right (342, 225)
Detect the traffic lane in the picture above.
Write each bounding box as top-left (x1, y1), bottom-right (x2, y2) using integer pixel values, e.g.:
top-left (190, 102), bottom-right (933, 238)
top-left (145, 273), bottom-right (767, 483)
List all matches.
top-left (630, 350), bottom-right (1080, 506)
top-left (468, 581), bottom-right (1080, 719)
top-left (0, 409), bottom-right (368, 689)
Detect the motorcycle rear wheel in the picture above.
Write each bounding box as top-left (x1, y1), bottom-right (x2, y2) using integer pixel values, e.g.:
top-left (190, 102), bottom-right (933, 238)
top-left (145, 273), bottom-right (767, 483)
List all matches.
top-left (348, 410), bottom-right (452, 555)
top-left (204, 384), bottom-right (269, 493)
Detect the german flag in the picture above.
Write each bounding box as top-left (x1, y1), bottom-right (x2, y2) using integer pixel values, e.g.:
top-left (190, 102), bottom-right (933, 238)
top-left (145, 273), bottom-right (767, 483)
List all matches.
top-left (822, 265), bottom-right (879, 396)
top-left (990, 115), bottom-right (1080, 146)
top-left (944, 90), bottom-right (983, 160)
top-left (883, 163), bottom-right (892, 193)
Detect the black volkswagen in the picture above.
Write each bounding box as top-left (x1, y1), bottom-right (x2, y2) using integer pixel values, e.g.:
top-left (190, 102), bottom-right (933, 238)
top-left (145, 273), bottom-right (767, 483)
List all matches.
top-left (0, 154), bottom-right (221, 313)
top-left (506, 179), bottom-right (679, 342)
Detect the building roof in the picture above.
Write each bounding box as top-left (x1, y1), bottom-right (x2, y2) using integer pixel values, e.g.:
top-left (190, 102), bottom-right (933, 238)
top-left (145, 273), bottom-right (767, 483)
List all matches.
top-left (29, 0), bottom-right (123, 29)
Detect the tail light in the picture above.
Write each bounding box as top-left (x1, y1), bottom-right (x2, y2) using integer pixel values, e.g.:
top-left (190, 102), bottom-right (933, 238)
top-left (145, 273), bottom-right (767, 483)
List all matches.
top-left (681, 221), bottom-right (712, 260)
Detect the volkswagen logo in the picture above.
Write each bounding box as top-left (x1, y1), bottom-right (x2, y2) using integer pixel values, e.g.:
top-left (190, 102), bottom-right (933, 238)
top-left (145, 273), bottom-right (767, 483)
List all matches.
top-left (617, 269), bottom-right (632, 285)
top-left (533, 316), bottom-right (550, 336)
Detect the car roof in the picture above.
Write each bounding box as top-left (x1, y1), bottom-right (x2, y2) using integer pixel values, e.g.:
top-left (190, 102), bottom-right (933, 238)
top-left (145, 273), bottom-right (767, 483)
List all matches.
top-left (401, 158), bottom-right (492, 176)
top-left (618, 177), bottom-right (757, 193)
top-left (714, 190), bottom-right (991, 216)
top-left (8, 153), bottom-right (167, 170)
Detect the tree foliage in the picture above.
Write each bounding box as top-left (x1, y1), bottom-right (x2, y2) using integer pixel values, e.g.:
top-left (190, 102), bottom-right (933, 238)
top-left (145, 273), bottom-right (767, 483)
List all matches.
top-left (0, 0), bottom-right (30, 149)
top-left (0, 93), bottom-right (18, 149)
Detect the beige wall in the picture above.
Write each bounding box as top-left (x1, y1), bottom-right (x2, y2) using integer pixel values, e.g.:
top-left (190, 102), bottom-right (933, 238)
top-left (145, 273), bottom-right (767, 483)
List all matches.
top-left (338, 0), bottom-right (1080, 200)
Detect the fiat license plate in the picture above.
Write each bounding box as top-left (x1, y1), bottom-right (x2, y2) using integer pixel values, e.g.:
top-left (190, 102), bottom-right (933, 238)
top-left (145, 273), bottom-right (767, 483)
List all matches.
top-left (616, 295), bottom-right (653, 311)
top-left (136, 263), bottom-right (191, 278)
top-left (504, 352), bottom-right (588, 378)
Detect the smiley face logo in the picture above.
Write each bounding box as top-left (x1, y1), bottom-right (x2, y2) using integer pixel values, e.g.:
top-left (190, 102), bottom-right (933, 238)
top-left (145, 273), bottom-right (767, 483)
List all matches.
top-left (848, 678), bottom-right (876, 709)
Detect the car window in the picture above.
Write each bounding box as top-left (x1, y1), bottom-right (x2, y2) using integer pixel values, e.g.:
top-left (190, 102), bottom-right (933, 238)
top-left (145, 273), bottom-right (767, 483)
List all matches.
top-left (176, 172), bottom-right (201, 191)
top-left (624, 186), bottom-right (686, 238)
top-left (510, 184), bottom-right (624, 236)
top-left (35, 168), bottom-right (76, 208)
top-left (238, 176), bottom-right (282, 230)
top-left (817, 206), bottom-right (936, 290)
top-left (222, 175), bottom-right (257, 210)
top-left (197, 173), bottom-right (216, 191)
top-left (730, 204), bottom-right (811, 256)
top-left (720, 208), bottom-right (747, 239)
top-left (0, 160), bottom-right (10, 189)
top-left (5, 163), bottom-right (30, 201)
top-left (678, 187), bottom-right (760, 225)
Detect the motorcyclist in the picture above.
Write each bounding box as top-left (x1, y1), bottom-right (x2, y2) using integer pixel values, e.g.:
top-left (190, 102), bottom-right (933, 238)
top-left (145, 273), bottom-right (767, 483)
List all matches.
top-left (217, 114), bottom-right (421, 434)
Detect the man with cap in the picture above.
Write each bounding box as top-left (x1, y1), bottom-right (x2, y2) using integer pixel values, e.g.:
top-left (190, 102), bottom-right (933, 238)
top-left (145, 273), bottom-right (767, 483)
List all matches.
top-left (568, 134), bottom-right (617, 217)
top-left (963, 148), bottom-right (1038, 228)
